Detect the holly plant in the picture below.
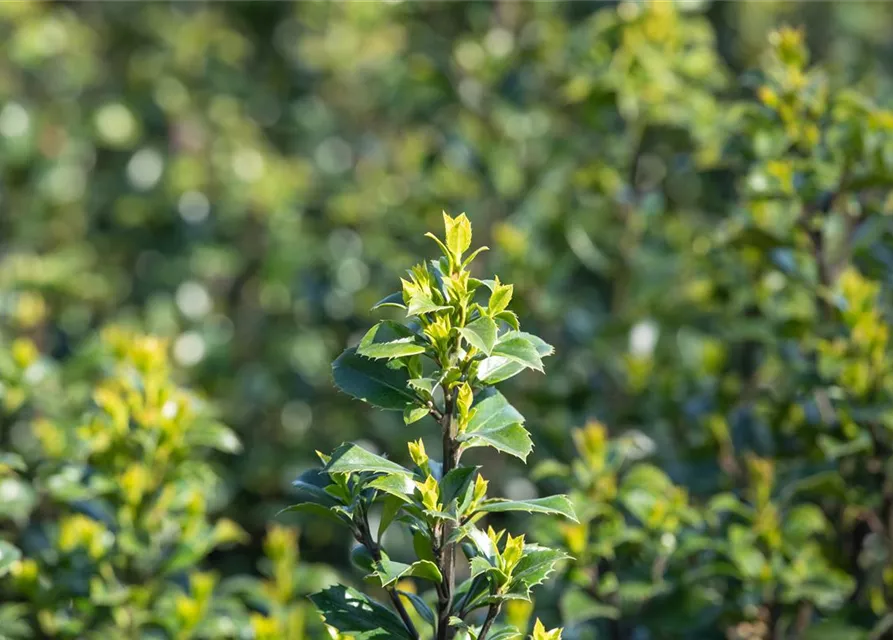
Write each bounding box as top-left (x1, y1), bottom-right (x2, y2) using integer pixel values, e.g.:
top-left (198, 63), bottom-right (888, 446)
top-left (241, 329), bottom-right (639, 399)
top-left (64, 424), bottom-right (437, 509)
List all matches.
top-left (287, 214), bottom-right (574, 639)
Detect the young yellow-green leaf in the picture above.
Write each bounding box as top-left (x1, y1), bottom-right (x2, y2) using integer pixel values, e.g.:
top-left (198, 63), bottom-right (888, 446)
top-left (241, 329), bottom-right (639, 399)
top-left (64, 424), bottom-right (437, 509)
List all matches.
top-left (358, 322), bottom-right (426, 360)
top-left (309, 585), bottom-right (414, 639)
top-left (488, 278), bottom-right (513, 316)
top-left (475, 495), bottom-right (579, 522)
top-left (333, 347), bottom-right (416, 410)
top-left (531, 618), bottom-right (563, 640)
top-left (325, 443), bottom-right (413, 477)
top-left (444, 212), bottom-right (472, 260)
top-left (459, 316), bottom-right (498, 355)
top-left (407, 294), bottom-right (451, 317)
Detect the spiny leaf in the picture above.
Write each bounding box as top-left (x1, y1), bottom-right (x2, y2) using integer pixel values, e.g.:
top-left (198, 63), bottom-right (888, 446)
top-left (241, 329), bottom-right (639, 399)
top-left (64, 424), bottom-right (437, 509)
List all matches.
top-left (325, 443), bottom-right (413, 477)
top-left (459, 392), bottom-right (533, 461)
top-left (407, 294), bottom-right (451, 317)
top-left (309, 585), bottom-right (413, 639)
top-left (333, 347), bottom-right (416, 410)
top-left (475, 495), bottom-right (579, 522)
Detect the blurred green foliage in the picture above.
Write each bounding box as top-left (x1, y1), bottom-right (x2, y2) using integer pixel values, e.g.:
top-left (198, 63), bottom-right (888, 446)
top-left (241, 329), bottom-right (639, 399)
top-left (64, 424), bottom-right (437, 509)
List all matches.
top-left (2, 0), bottom-right (893, 637)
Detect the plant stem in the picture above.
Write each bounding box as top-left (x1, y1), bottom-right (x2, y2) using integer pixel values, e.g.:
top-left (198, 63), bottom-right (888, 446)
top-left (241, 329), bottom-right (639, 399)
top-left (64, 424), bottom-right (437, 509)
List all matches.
top-left (478, 602), bottom-right (502, 640)
top-left (437, 391), bottom-right (459, 640)
top-left (356, 516), bottom-right (419, 640)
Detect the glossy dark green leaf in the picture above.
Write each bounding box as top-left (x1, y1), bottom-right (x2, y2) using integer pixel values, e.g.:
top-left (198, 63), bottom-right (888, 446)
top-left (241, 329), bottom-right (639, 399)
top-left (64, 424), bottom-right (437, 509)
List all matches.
top-left (309, 585), bottom-right (413, 639)
top-left (372, 554), bottom-right (443, 587)
top-left (332, 347), bottom-right (416, 410)
top-left (372, 291), bottom-right (406, 311)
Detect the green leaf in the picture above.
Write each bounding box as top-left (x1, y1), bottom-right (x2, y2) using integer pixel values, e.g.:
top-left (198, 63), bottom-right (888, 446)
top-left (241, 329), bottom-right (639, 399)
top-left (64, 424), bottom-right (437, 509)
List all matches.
top-left (508, 544), bottom-right (571, 590)
top-left (475, 495), bottom-right (578, 522)
top-left (487, 628), bottom-right (523, 640)
top-left (309, 585), bottom-right (413, 639)
top-left (358, 322), bottom-right (427, 360)
top-left (372, 291), bottom-right (407, 311)
top-left (379, 494), bottom-right (405, 539)
top-left (291, 469), bottom-right (340, 507)
top-left (407, 294), bottom-right (450, 317)
top-left (399, 590), bottom-right (436, 627)
top-left (487, 279), bottom-right (513, 315)
top-left (444, 212), bottom-right (472, 259)
top-left (491, 334), bottom-right (544, 372)
top-left (373, 555), bottom-right (443, 587)
top-left (325, 443), bottom-right (413, 477)
top-left (459, 316), bottom-right (498, 355)
top-left (368, 473), bottom-right (415, 502)
top-left (459, 392), bottom-right (533, 461)
top-left (333, 347), bottom-right (416, 410)
top-left (0, 541), bottom-right (21, 578)
top-left (440, 466), bottom-right (478, 509)
top-left (477, 332), bottom-right (553, 384)
top-left (404, 405), bottom-right (429, 425)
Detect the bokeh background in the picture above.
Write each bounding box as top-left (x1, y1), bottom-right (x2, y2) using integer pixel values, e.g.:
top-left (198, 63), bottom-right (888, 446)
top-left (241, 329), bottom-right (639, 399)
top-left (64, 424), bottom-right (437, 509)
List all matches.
top-left (4, 1), bottom-right (893, 638)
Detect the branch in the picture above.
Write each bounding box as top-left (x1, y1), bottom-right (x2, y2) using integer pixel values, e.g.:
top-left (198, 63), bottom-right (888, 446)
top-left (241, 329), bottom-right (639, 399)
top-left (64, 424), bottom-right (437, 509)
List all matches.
top-left (355, 513), bottom-right (419, 640)
top-left (477, 602), bottom-right (502, 640)
top-left (436, 391), bottom-right (459, 640)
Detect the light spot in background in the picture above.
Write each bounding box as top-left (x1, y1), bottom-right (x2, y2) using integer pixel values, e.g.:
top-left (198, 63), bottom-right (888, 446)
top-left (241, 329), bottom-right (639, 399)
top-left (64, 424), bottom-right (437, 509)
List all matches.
top-left (505, 477), bottom-right (537, 501)
top-left (44, 165), bottom-right (86, 204)
top-left (127, 148), bottom-right (164, 191)
top-left (232, 148), bottom-right (265, 182)
top-left (485, 28), bottom-right (514, 58)
top-left (327, 228), bottom-right (363, 258)
top-left (324, 290), bottom-right (354, 320)
top-left (162, 400), bottom-right (178, 419)
top-left (336, 258), bottom-right (369, 293)
top-left (178, 190), bottom-right (210, 224)
top-left (281, 400), bottom-right (312, 437)
top-left (0, 478), bottom-right (22, 502)
top-left (174, 331), bottom-right (206, 367)
top-left (315, 137), bottom-right (353, 175)
top-left (458, 79), bottom-right (483, 109)
top-left (94, 103), bottom-right (137, 147)
top-left (176, 281), bottom-right (212, 319)
top-left (629, 320), bottom-right (659, 357)
top-left (0, 103), bottom-right (30, 138)
top-left (455, 41), bottom-right (485, 71)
